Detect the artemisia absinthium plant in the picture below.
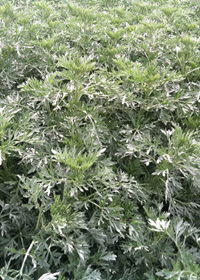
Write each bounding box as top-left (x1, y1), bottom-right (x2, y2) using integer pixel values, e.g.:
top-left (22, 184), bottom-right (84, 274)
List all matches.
top-left (0, 0), bottom-right (200, 279)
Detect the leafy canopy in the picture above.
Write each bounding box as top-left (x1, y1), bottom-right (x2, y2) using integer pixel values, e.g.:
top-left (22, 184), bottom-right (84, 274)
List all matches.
top-left (0, 0), bottom-right (200, 279)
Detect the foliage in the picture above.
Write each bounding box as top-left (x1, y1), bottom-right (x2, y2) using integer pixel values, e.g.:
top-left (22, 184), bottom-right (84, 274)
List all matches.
top-left (0, 0), bottom-right (200, 279)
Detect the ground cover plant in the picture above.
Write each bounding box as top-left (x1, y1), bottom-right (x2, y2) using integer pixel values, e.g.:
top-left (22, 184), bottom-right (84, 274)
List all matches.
top-left (0, 0), bottom-right (200, 279)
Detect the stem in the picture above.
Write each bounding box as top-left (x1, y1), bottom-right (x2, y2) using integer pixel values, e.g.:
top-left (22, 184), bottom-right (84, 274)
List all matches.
top-left (19, 240), bottom-right (35, 277)
top-left (36, 208), bottom-right (43, 230)
top-left (186, 66), bottom-right (200, 75)
top-left (2, 160), bottom-right (8, 172)
top-left (45, 99), bottom-right (51, 114)
top-left (166, 232), bottom-right (186, 269)
top-left (19, 208), bottom-right (43, 277)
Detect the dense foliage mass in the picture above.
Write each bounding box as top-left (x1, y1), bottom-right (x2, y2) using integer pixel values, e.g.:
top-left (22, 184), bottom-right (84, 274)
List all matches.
top-left (1, 0), bottom-right (200, 279)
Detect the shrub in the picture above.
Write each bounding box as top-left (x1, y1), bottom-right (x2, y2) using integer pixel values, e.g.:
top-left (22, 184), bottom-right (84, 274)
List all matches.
top-left (0, 0), bottom-right (200, 279)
